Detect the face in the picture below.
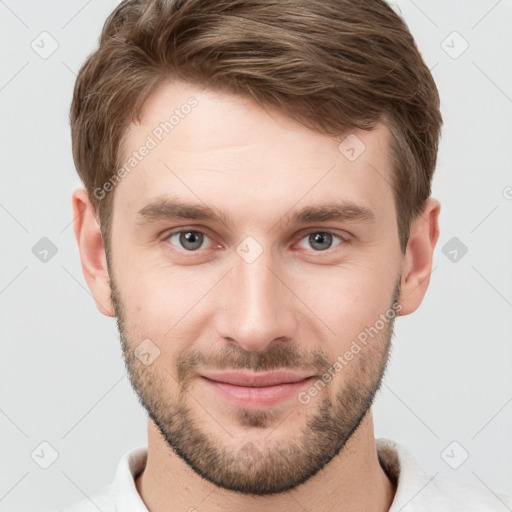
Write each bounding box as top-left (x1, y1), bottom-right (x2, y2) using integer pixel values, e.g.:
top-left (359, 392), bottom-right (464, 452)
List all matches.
top-left (107, 79), bottom-right (405, 495)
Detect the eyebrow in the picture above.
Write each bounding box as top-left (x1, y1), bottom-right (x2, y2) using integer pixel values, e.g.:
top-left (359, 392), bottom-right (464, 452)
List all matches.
top-left (135, 197), bottom-right (376, 228)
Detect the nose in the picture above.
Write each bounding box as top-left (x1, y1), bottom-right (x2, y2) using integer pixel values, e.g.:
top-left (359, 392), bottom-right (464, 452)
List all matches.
top-left (214, 244), bottom-right (299, 353)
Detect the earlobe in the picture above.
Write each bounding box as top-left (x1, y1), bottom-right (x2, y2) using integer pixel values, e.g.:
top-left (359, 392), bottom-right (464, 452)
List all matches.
top-left (398, 198), bottom-right (441, 316)
top-left (71, 188), bottom-right (115, 317)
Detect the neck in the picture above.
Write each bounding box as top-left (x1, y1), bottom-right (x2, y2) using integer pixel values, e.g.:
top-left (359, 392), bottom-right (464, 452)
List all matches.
top-left (135, 412), bottom-right (396, 512)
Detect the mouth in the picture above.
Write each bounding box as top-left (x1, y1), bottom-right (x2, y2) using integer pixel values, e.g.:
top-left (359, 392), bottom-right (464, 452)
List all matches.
top-left (199, 370), bottom-right (316, 408)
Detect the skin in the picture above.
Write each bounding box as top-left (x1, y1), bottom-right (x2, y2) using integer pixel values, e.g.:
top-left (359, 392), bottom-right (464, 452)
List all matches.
top-left (72, 79), bottom-right (440, 512)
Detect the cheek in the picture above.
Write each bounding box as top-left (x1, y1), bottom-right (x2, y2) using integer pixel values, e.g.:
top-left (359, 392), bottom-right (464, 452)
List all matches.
top-left (295, 263), bottom-right (397, 344)
top-left (113, 257), bottom-right (217, 353)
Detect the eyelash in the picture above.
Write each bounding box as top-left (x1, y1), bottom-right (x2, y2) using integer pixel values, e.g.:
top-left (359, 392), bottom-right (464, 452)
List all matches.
top-left (163, 228), bottom-right (349, 254)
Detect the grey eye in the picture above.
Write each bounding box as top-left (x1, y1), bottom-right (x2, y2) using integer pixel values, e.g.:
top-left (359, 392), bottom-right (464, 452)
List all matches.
top-left (169, 231), bottom-right (207, 251)
top-left (298, 232), bottom-right (343, 251)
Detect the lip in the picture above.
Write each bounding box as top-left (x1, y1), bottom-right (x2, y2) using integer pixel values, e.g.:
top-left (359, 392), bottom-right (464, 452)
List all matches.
top-left (199, 371), bottom-right (315, 409)
top-left (200, 370), bottom-right (313, 387)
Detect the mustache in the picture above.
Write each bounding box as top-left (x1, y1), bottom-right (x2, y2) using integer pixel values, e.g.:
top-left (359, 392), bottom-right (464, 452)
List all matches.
top-left (175, 342), bottom-right (332, 383)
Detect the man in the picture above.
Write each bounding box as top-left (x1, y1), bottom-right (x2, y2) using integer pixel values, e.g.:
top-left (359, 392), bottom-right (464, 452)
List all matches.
top-left (62, 0), bottom-right (511, 510)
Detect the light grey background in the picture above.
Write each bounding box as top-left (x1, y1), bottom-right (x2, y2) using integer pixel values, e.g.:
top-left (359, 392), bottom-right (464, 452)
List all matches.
top-left (1, 1), bottom-right (511, 511)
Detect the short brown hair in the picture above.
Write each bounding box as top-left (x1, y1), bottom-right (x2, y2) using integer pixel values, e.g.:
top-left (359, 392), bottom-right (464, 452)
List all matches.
top-left (70, 0), bottom-right (442, 255)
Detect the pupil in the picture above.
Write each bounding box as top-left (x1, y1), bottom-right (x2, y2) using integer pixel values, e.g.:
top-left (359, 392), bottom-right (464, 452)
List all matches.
top-left (182, 231), bottom-right (202, 250)
top-left (311, 232), bottom-right (331, 251)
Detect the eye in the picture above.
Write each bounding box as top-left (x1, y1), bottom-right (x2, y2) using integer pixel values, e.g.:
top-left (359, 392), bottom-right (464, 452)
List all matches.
top-left (167, 230), bottom-right (212, 251)
top-left (297, 231), bottom-right (345, 251)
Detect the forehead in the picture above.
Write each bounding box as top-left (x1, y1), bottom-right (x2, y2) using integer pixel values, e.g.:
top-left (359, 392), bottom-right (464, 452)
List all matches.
top-left (113, 79), bottom-right (396, 226)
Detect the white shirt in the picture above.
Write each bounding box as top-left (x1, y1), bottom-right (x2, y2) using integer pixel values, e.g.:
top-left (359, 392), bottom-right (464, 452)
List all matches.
top-left (59, 438), bottom-right (512, 511)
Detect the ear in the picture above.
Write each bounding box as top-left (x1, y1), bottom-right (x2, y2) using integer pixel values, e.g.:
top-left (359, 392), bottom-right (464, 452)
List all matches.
top-left (71, 188), bottom-right (115, 317)
top-left (398, 197), bottom-right (441, 315)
